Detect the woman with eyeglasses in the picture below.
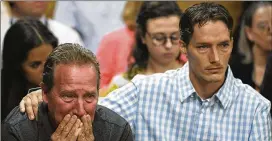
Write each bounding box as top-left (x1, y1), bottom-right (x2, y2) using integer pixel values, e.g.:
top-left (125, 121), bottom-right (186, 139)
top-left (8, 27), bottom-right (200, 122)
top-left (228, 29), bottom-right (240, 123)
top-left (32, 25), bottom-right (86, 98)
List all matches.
top-left (1, 17), bottom-right (58, 120)
top-left (230, 2), bottom-right (272, 92)
top-left (101, 2), bottom-right (187, 96)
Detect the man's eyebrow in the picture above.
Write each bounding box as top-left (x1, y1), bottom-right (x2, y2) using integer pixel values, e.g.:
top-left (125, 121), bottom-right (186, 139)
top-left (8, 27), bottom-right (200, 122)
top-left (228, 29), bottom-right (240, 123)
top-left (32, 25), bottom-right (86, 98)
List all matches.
top-left (83, 92), bottom-right (97, 96)
top-left (59, 90), bottom-right (76, 95)
top-left (195, 42), bottom-right (211, 45)
top-left (219, 40), bottom-right (231, 44)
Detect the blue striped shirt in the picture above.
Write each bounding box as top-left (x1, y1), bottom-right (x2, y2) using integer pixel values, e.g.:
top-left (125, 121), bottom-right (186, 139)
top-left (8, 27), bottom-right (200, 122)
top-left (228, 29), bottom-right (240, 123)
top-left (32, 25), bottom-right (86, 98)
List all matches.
top-left (99, 63), bottom-right (272, 141)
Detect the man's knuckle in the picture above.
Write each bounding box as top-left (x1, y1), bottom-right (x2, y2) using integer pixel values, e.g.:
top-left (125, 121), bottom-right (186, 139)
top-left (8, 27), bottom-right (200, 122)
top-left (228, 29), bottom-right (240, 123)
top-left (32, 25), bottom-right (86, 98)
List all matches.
top-left (64, 126), bottom-right (70, 132)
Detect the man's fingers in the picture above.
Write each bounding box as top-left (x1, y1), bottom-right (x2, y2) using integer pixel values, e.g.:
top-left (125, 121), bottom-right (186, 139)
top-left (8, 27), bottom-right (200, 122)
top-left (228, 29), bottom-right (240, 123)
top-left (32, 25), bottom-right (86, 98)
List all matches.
top-left (29, 95), bottom-right (39, 119)
top-left (19, 97), bottom-right (26, 113)
top-left (38, 93), bottom-right (43, 103)
top-left (24, 96), bottom-right (35, 120)
top-left (81, 114), bottom-right (94, 140)
top-left (81, 115), bottom-right (89, 135)
top-left (55, 114), bottom-right (71, 136)
top-left (87, 115), bottom-right (93, 135)
top-left (67, 119), bottom-right (82, 141)
top-left (75, 127), bottom-right (82, 139)
top-left (78, 129), bottom-right (84, 141)
top-left (62, 115), bottom-right (77, 137)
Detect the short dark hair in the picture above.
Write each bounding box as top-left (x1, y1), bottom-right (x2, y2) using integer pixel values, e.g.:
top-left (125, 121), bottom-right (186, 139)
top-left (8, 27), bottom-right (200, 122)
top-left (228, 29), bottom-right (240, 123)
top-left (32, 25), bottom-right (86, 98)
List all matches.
top-left (133, 1), bottom-right (182, 69)
top-left (43, 43), bottom-right (100, 93)
top-left (179, 2), bottom-right (233, 46)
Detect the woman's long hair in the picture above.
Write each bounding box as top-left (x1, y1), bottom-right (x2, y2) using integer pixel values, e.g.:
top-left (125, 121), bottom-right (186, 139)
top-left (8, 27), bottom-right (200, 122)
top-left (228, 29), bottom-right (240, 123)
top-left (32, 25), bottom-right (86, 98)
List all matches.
top-left (1, 17), bottom-right (58, 120)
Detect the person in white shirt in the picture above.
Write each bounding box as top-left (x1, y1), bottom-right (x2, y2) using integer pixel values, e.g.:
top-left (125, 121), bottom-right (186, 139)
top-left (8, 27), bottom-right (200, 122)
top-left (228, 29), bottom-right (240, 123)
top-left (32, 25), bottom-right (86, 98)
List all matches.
top-left (54, 1), bottom-right (126, 53)
top-left (1, 1), bottom-right (84, 52)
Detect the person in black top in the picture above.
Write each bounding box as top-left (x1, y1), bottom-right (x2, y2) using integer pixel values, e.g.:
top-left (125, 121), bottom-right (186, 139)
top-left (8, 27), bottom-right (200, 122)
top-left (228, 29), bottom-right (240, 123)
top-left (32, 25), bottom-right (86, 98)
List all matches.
top-left (230, 2), bottom-right (272, 91)
top-left (1, 17), bottom-right (58, 120)
top-left (2, 43), bottom-right (133, 141)
top-left (260, 53), bottom-right (272, 113)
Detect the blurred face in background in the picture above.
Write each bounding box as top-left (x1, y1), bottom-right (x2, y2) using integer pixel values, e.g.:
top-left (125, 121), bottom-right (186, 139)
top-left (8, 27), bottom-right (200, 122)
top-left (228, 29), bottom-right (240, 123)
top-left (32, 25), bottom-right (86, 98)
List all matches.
top-left (11, 1), bottom-right (49, 18)
top-left (22, 44), bottom-right (53, 87)
top-left (246, 5), bottom-right (272, 51)
top-left (141, 15), bottom-right (181, 66)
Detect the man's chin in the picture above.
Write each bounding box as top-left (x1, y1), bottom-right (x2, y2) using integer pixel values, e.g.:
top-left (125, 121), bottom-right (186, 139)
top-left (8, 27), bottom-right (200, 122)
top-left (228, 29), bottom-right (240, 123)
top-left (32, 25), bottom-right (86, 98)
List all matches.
top-left (204, 75), bottom-right (224, 83)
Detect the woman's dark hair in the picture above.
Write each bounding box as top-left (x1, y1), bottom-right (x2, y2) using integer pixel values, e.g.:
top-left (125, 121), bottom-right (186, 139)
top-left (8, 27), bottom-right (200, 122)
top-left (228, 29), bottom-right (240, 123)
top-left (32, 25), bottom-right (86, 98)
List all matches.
top-left (127, 2), bottom-right (182, 79)
top-left (244, 2), bottom-right (272, 28)
top-left (1, 17), bottom-right (58, 120)
top-left (236, 1), bottom-right (272, 64)
top-left (179, 2), bottom-right (233, 46)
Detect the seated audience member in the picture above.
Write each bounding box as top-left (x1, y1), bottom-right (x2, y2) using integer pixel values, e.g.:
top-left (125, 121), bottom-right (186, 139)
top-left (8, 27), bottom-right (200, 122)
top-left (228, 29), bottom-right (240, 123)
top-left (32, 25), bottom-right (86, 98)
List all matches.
top-left (96, 1), bottom-right (142, 89)
top-left (230, 2), bottom-right (272, 91)
top-left (17, 2), bottom-right (272, 140)
top-left (1, 18), bottom-right (58, 120)
top-left (261, 53), bottom-right (272, 113)
top-left (103, 1), bottom-right (186, 96)
top-left (1, 43), bottom-right (133, 141)
top-left (1, 1), bottom-right (83, 51)
top-left (54, 1), bottom-right (126, 53)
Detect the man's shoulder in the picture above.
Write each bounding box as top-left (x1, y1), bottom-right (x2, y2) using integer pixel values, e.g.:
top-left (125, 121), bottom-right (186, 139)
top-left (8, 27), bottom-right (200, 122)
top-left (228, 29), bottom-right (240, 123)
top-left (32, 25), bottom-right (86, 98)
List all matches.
top-left (132, 67), bottom-right (182, 88)
top-left (233, 79), bottom-right (271, 109)
top-left (95, 105), bottom-right (129, 127)
top-left (3, 106), bottom-right (29, 126)
top-left (2, 106), bottom-right (38, 140)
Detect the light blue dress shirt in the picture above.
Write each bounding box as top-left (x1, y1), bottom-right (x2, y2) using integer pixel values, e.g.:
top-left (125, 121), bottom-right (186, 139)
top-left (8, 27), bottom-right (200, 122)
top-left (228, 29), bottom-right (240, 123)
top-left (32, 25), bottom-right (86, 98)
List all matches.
top-left (100, 62), bottom-right (272, 141)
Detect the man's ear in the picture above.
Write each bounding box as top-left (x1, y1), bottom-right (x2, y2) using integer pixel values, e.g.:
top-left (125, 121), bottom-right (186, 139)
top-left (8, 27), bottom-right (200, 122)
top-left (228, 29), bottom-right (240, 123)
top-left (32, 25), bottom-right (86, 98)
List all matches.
top-left (179, 40), bottom-right (187, 55)
top-left (40, 82), bottom-right (49, 103)
top-left (245, 26), bottom-right (254, 42)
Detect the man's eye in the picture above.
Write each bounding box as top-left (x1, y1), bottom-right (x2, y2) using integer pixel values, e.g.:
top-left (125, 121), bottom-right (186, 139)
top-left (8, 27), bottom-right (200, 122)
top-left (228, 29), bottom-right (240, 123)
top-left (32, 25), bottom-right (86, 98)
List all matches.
top-left (196, 45), bottom-right (209, 53)
top-left (219, 43), bottom-right (230, 51)
top-left (61, 95), bottom-right (74, 102)
top-left (84, 94), bottom-right (96, 103)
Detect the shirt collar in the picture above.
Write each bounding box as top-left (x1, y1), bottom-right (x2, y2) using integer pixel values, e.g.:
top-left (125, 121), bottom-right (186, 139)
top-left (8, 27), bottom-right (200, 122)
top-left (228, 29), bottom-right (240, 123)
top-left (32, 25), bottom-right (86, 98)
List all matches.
top-left (179, 63), bottom-right (235, 109)
top-left (179, 62), bottom-right (196, 102)
top-left (214, 66), bottom-right (236, 109)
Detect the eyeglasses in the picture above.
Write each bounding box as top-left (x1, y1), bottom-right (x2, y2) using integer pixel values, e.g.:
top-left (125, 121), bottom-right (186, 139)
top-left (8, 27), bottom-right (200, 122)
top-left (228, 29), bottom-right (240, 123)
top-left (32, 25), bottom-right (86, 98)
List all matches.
top-left (146, 31), bottom-right (180, 46)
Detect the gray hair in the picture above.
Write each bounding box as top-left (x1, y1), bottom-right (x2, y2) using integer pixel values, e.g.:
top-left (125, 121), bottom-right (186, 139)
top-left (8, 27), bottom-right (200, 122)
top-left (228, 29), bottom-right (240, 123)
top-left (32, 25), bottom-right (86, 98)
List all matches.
top-left (42, 43), bottom-right (100, 92)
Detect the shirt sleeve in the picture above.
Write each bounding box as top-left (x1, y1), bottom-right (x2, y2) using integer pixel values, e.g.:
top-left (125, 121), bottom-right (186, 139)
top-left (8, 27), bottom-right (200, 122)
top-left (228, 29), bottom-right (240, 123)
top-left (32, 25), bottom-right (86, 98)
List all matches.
top-left (249, 103), bottom-right (272, 141)
top-left (99, 82), bottom-right (139, 133)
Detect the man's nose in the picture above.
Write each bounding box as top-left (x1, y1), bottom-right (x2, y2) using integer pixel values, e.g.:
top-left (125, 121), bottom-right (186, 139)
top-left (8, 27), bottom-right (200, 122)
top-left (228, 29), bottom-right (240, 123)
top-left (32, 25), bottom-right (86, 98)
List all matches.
top-left (74, 99), bottom-right (86, 117)
top-left (209, 46), bottom-right (220, 63)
